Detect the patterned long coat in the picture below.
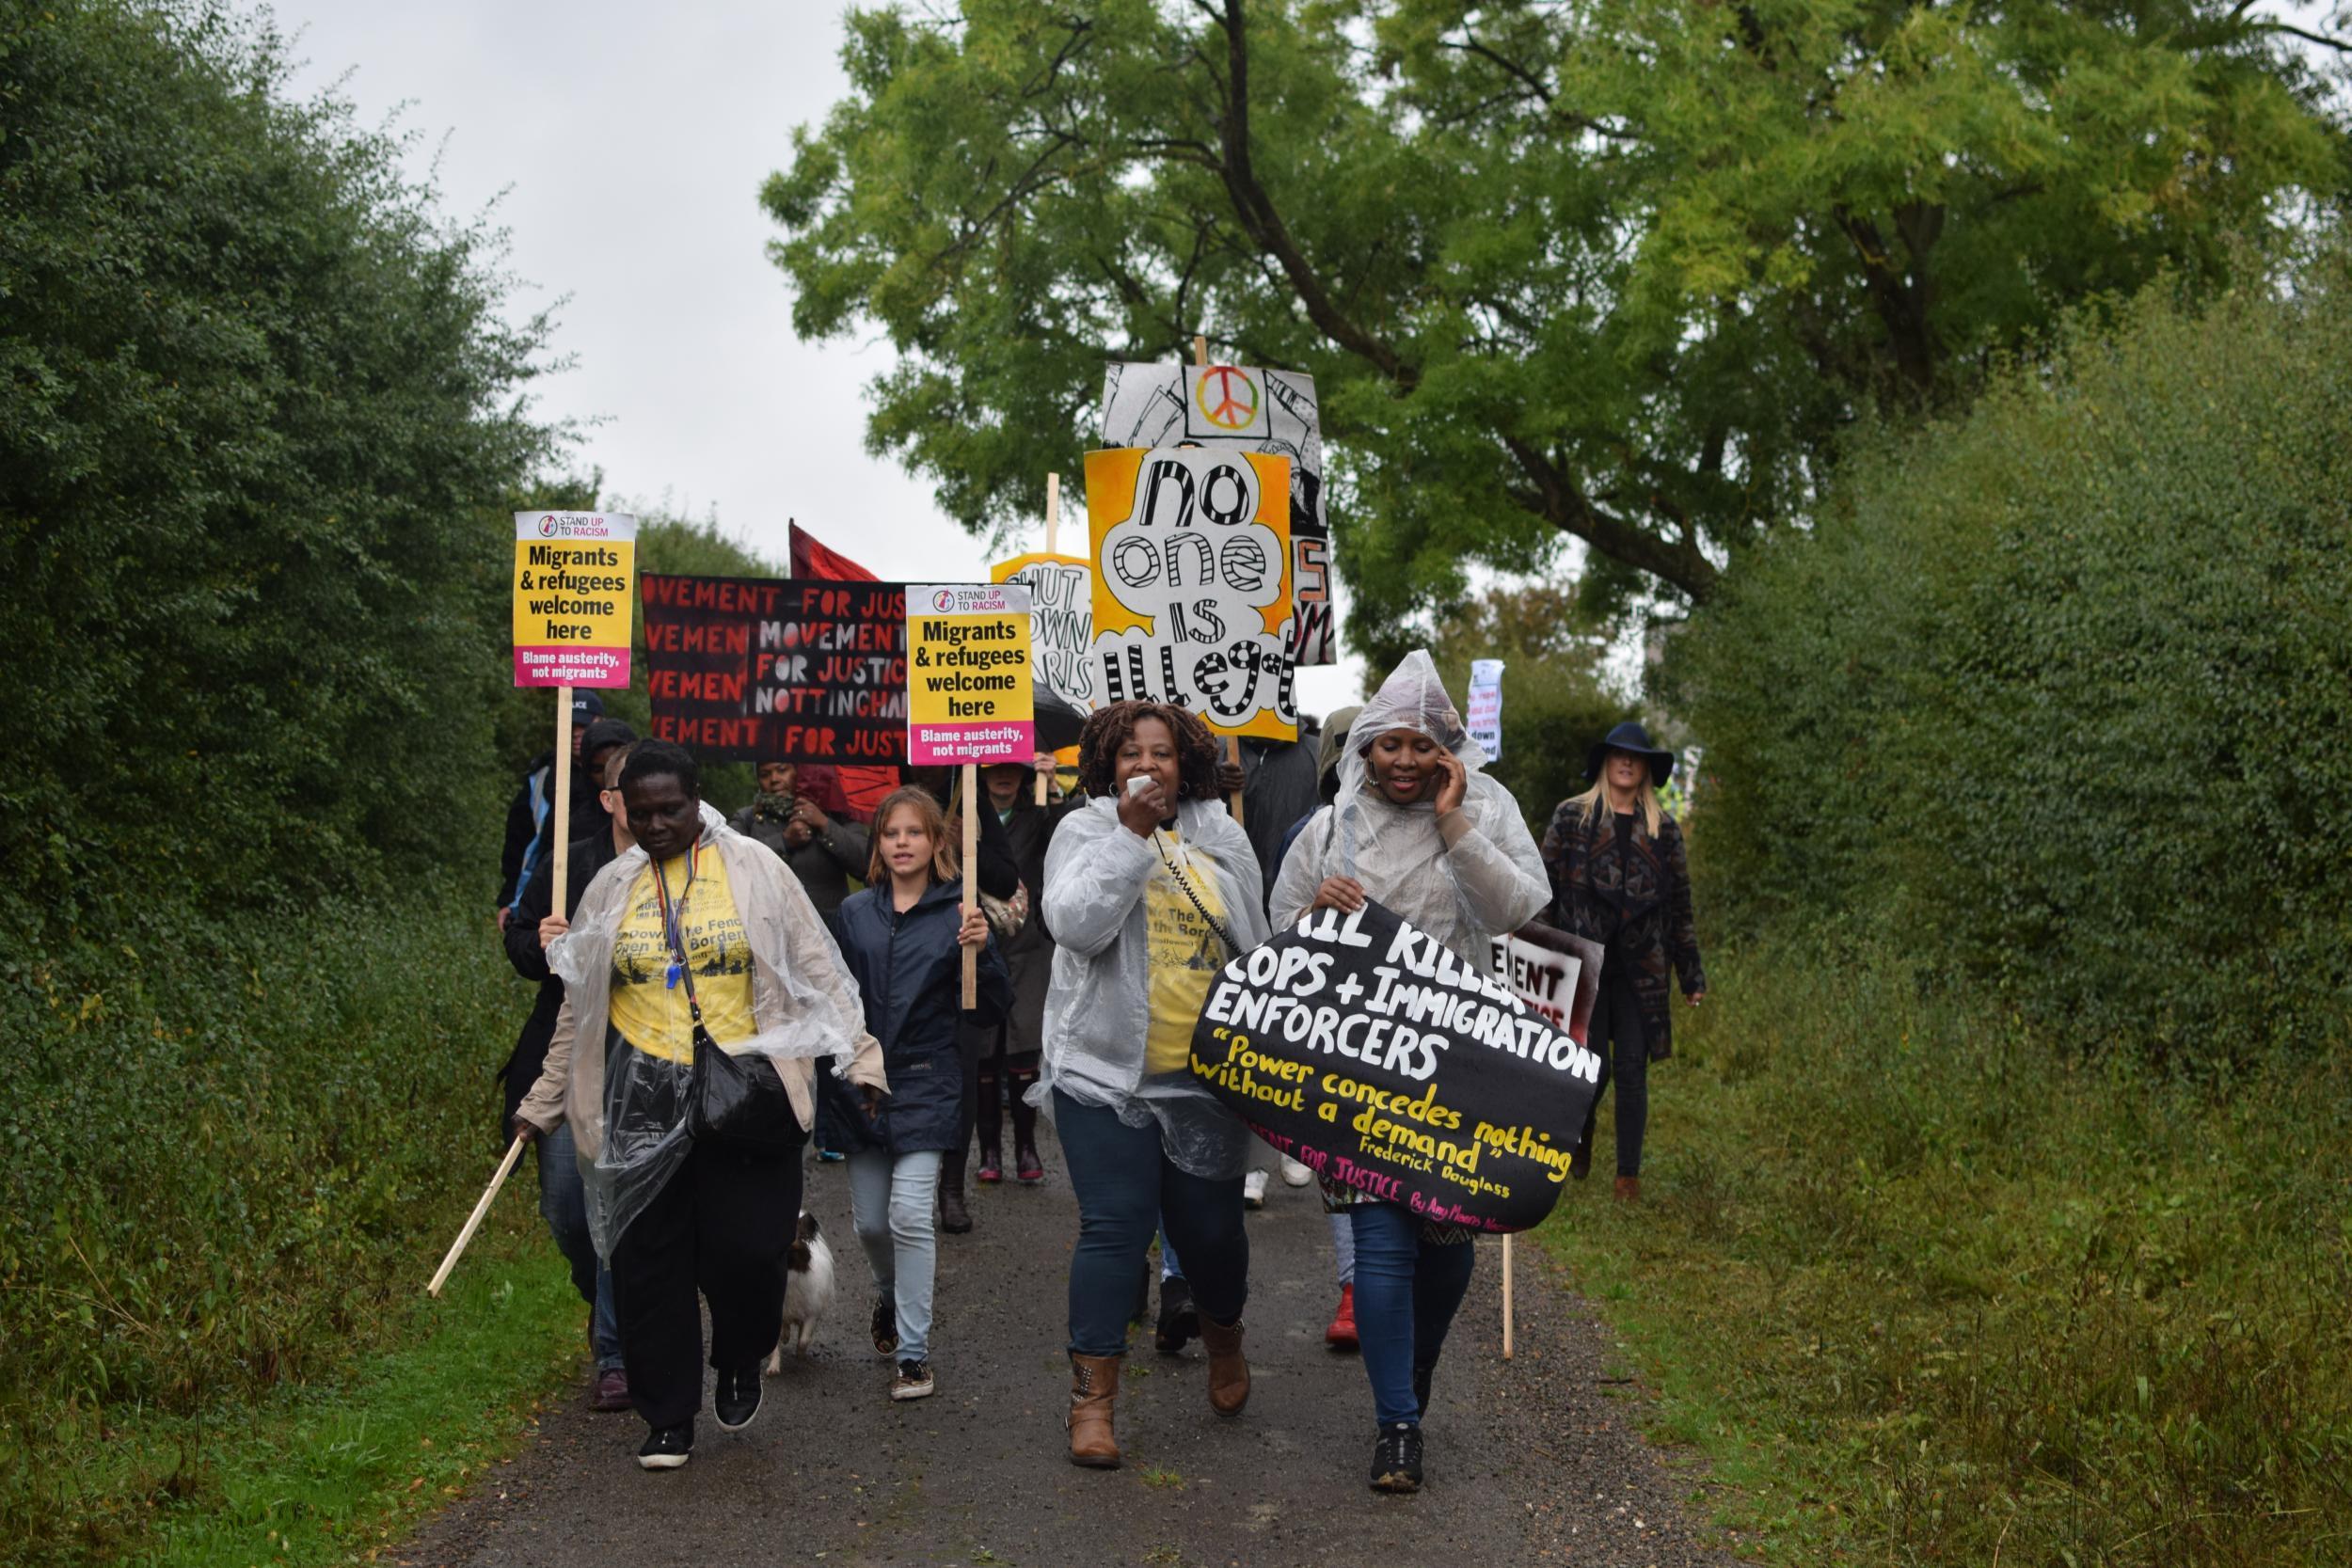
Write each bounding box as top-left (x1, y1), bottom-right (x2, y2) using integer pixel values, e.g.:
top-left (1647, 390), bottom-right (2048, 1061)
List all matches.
top-left (1539, 800), bottom-right (1706, 1061)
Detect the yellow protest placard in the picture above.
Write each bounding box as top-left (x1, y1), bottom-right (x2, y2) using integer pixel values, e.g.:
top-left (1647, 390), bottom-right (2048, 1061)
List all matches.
top-left (1082, 447), bottom-right (1296, 740)
top-left (512, 511), bottom-right (637, 688)
top-left (906, 582), bottom-right (1036, 765)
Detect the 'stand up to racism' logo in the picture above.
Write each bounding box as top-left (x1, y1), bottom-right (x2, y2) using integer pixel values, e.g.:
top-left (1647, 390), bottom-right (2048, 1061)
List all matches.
top-left (932, 589), bottom-right (957, 611)
top-left (538, 515), bottom-right (561, 537)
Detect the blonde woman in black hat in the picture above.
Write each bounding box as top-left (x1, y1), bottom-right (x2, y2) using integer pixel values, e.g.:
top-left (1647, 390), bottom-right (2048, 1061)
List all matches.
top-left (1539, 721), bottom-right (1707, 1202)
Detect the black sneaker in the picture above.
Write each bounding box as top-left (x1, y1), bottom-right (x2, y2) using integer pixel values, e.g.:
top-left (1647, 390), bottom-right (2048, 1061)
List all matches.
top-left (1153, 1275), bottom-right (1198, 1356)
top-left (637, 1422), bottom-right (693, 1470)
top-left (871, 1296), bottom-right (899, 1357)
top-left (891, 1358), bottom-right (935, 1402)
top-left (1369, 1421), bottom-right (1423, 1493)
top-left (714, 1363), bottom-right (764, 1432)
top-left (1412, 1361), bottom-right (1436, 1419)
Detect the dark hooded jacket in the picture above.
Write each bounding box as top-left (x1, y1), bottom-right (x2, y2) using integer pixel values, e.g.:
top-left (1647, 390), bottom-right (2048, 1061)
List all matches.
top-left (498, 826), bottom-right (624, 1136)
top-left (825, 878), bottom-right (1011, 1155)
top-left (1539, 800), bottom-right (1705, 1060)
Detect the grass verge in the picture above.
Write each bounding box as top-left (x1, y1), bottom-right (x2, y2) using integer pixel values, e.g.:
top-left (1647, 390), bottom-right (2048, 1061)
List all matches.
top-left (41, 1212), bottom-right (580, 1567)
top-left (1532, 942), bottom-right (2352, 1566)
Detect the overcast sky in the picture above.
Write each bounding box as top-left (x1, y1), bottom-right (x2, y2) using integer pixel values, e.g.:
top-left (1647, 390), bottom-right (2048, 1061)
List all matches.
top-left (277, 0), bottom-right (1368, 714)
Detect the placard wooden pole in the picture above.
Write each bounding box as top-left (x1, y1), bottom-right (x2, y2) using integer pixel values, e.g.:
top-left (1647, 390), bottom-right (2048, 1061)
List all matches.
top-left (1502, 1235), bottom-right (1517, 1360)
top-left (961, 762), bottom-right (980, 1007)
top-left (427, 1135), bottom-right (527, 1297)
top-left (1188, 335), bottom-right (1248, 825)
top-left (551, 688), bottom-right (575, 913)
top-left (1038, 471), bottom-right (1060, 807)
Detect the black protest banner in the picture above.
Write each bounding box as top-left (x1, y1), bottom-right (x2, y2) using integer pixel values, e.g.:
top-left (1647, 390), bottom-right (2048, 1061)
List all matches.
top-left (641, 574), bottom-right (909, 763)
top-left (1190, 899), bottom-right (1603, 1233)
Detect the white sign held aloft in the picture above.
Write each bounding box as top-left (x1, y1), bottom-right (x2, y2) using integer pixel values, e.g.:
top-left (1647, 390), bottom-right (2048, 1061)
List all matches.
top-left (1468, 658), bottom-right (1504, 761)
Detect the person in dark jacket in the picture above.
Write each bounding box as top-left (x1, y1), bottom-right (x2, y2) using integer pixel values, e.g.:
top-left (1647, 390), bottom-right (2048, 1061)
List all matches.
top-left (728, 759), bottom-right (870, 918)
top-left (965, 760), bottom-right (1083, 1192)
top-left (1539, 721), bottom-right (1708, 1202)
top-left (1236, 720), bottom-right (1323, 902)
top-left (499, 691), bottom-right (609, 924)
top-left (501, 730), bottom-right (636, 1411)
top-left (825, 786), bottom-right (1010, 1402)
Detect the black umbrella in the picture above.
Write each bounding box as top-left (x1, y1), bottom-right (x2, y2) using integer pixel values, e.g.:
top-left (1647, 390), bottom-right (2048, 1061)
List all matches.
top-left (1032, 680), bottom-right (1089, 753)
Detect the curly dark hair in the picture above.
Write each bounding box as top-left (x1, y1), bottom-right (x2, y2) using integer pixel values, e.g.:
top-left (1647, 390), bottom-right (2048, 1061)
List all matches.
top-left (1076, 700), bottom-right (1224, 801)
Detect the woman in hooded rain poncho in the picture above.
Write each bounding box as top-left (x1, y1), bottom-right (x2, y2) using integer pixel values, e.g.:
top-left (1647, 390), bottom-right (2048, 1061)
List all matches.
top-left (1269, 652), bottom-right (1550, 1495)
top-left (1036, 701), bottom-right (1269, 1470)
top-left (515, 740), bottom-right (888, 1473)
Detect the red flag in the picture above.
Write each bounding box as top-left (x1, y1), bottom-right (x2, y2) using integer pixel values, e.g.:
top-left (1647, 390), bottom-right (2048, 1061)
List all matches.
top-left (787, 522), bottom-right (898, 818)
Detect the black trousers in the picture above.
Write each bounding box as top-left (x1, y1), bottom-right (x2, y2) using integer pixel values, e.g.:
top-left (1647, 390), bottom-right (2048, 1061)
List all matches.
top-left (1574, 966), bottom-right (1651, 1180)
top-left (610, 1130), bottom-right (805, 1429)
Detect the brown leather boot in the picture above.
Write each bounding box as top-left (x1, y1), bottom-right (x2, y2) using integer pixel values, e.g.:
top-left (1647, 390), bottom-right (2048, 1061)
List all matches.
top-left (1067, 1353), bottom-right (1122, 1468)
top-left (1613, 1175), bottom-right (1642, 1202)
top-left (1198, 1317), bottom-right (1250, 1416)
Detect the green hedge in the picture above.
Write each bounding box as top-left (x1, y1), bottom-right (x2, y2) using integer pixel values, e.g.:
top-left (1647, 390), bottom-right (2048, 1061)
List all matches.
top-left (0, 0), bottom-right (553, 936)
top-left (1669, 268), bottom-right (2352, 1060)
top-left (0, 890), bottom-right (531, 1550)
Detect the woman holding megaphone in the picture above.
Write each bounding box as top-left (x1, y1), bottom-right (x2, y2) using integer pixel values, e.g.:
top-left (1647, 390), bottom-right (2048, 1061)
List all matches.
top-left (1035, 700), bottom-right (1268, 1469)
top-left (1269, 651), bottom-right (1550, 1495)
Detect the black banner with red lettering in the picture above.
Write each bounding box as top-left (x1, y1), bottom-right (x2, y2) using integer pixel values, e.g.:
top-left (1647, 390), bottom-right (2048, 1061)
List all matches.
top-left (641, 574), bottom-right (909, 764)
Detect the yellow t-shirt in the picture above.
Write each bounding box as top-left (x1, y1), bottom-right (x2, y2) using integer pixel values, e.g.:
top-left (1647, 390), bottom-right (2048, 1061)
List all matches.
top-left (1143, 831), bottom-right (1228, 1074)
top-left (607, 847), bottom-right (757, 1065)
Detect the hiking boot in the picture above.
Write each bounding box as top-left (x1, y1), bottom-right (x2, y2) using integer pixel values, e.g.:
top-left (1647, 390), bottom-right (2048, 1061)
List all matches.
top-left (871, 1296), bottom-right (899, 1357)
top-left (1613, 1175), bottom-right (1642, 1202)
top-left (713, 1363), bottom-right (763, 1432)
top-left (940, 1179), bottom-right (974, 1234)
top-left (891, 1359), bottom-right (935, 1402)
top-left (590, 1367), bottom-right (632, 1412)
top-left (1369, 1421), bottom-right (1423, 1493)
top-left (1153, 1275), bottom-right (1198, 1356)
top-left (1325, 1284), bottom-right (1359, 1351)
top-left (1067, 1353), bottom-right (1121, 1468)
top-left (1198, 1316), bottom-right (1249, 1416)
top-left (637, 1422), bottom-right (693, 1471)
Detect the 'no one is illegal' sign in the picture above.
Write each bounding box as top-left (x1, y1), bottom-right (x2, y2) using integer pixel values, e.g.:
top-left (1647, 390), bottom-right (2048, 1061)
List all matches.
top-left (1189, 898), bottom-right (1603, 1233)
top-left (512, 511), bottom-right (637, 689)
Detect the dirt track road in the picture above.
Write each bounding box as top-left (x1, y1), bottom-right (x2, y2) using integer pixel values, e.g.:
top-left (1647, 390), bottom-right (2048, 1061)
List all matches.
top-left (402, 1145), bottom-right (1745, 1568)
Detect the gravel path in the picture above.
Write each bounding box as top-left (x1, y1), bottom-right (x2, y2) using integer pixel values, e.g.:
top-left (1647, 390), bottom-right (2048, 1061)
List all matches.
top-left (401, 1144), bottom-right (1746, 1567)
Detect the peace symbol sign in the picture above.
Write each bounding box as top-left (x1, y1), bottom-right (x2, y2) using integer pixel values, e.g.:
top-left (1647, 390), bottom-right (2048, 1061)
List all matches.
top-left (1194, 365), bottom-right (1261, 432)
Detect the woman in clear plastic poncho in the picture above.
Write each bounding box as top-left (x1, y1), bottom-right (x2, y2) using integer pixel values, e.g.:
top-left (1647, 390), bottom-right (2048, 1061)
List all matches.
top-left (514, 740), bottom-right (887, 1472)
top-left (1269, 651), bottom-right (1550, 1495)
top-left (1035, 700), bottom-right (1268, 1470)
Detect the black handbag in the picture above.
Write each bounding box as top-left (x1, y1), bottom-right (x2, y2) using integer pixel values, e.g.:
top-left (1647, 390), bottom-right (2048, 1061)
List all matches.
top-left (662, 878), bottom-right (801, 1156)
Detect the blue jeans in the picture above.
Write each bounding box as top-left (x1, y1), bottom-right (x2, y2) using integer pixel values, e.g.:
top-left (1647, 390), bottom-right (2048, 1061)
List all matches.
top-left (538, 1122), bottom-right (623, 1370)
top-left (1055, 1090), bottom-right (1248, 1356)
top-left (1349, 1203), bottom-right (1475, 1426)
top-left (847, 1148), bottom-right (943, 1364)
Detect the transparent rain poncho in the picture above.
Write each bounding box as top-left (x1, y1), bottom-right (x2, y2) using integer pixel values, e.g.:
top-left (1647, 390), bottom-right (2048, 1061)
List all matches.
top-left (1269, 650), bottom-right (1551, 964)
top-left (545, 804), bottom-right (879, 1254)
top-left (1030, 795), bottom-right (1272, 1180)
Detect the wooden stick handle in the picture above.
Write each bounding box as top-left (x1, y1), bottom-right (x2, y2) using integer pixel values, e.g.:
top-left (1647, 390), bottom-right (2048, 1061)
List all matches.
top-left (551, 688), bottom-right (575, 915)
top-left (961, 763), bottom-right (979, 1008)
top-left (1502, 1234), bottom-right (1516, 1360)
top-left (1193, 333), bottom-right (1209, 367)
top-left (1039, 473), bottom-right (1060, 809)
top-left (427, 1135), bottom-right (528, 1297)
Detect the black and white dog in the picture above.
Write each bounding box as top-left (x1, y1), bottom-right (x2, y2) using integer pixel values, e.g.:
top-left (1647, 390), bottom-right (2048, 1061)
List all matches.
top-left (766, 1212), bottom-right (834, 1372)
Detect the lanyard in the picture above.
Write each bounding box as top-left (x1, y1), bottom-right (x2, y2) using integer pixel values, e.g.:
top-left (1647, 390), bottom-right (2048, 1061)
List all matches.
top-left (649, 846), bottom-right (700, 990)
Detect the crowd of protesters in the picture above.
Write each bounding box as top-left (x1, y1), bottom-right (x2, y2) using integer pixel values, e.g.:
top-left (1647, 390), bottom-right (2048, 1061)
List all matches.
top-left (490, 657), bottom-right (1704, 1489)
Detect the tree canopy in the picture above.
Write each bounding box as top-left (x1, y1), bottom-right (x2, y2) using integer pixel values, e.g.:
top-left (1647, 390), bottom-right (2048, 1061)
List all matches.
top-left (766, 0), bottom-right (2345, 649)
